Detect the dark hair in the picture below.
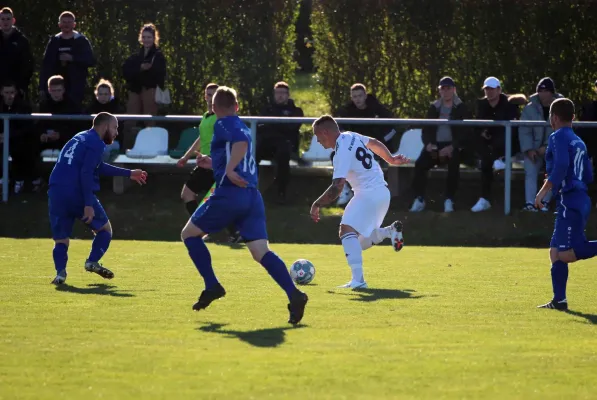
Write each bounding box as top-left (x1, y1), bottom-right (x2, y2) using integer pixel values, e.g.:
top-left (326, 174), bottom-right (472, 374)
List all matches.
top-left (205, 83), bottom-right (219, 91)
top-left (550, 98), bottom-right (575, 122)
top-left (138, 23), bottom-right (160, 46)
top-left (1, 7), bottom-right (14, 16)
top-left (47, 75), bottom-right (65, 87)
top-left (58, 11), bottom-right (75, 21)
top-left (1, 80), bottom-right (17, 89)
top-left (350, 83), bottom-right (367, 92)
top-left (93, 112), bottom-right (115, 127)
top-left (274, 81), bottom-right (289, 91)
top-left (312, 114), bottom-right (338, 129)
top-left (213, 86), bottom-right (238, 109)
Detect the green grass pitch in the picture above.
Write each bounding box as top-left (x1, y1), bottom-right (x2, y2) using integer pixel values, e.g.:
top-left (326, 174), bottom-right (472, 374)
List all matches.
top-left (1, 238), bottom-right (597, 399)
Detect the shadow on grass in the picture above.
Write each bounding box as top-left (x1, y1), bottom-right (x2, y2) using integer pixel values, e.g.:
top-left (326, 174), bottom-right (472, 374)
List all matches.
top-left (197, 322), bottom-right (306, 348)
top-left (55, 283), bottom-right (135, 297)
top-left (566, 310), bottom-right (597, 325)
top-left (327, 288), bottom-right (427, 302)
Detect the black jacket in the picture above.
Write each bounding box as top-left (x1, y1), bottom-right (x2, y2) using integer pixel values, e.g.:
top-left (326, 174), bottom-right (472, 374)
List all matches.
top-left (334, 95), bottom-right (396, 145)
top-left (422, 96), bottom-right (471, 147)
top-left (0, 97), bottom-right (33, 140)
top-left (475, 93), bottom-right (522, 148)
top-left (123, 46), bottom-right (167, 93)
top-left (258, 99), bottom-right (304, 152)
top-left (0, 27), bottom-right (34, 92)
top-left (38, 97), bottom-right (83, 147)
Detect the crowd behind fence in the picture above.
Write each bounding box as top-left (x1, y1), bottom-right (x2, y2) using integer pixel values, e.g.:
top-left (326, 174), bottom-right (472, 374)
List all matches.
top-left (3, 114), bottom-right (597, 215)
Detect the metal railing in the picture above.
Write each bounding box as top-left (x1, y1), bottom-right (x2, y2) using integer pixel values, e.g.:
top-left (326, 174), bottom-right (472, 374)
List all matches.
top-left (2, 113), bottom-right (597, 214)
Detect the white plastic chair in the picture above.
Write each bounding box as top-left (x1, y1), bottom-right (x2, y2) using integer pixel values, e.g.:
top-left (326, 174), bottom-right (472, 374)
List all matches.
top-left (302, 135), bottom-right (333, 162)
top-left (126, 127), bottom-right (169, 159)
top-left (395, 129), bottom-right (424, 163)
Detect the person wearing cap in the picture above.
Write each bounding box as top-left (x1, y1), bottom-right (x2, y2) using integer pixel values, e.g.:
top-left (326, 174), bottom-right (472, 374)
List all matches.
top-left (410, 76), bottom-right (471, 213)
top-left (519, 77), bottom-right (563, 212)
top-left (470, 77), bottom-right (527, 212)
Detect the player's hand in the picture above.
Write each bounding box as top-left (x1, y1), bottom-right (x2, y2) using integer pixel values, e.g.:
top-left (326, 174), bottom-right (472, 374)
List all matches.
top-left (310, 204), bottom-right (320, 223)
top-left (130, 169), bottom-right (148, 185)
top-left (389, 154), bottom-right (410, 165)
top-left (195, 152), bottom-right (212, 169)
top-left (82, 206), bottom-right (95, 224)
top-left (526, 150), bottom-right (538, 162)
top-left (534, 190), bottom-right (547, 209)
top-left (176, 156), bottom-right (189, 168)
top-left (226, 169), bottom-right (248, 188)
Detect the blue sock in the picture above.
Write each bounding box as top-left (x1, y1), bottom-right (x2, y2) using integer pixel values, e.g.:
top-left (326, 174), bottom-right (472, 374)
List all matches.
top-left (53, 243), bottom-right (68, 273)
top-left (551, 260), bottom-right (569, 301)
top-left (574, 240), bottom-right (597, 260)
top-left (184, 237), bottom-right (219, 289)
top-left (88, 230), bottom-right (112, 263)
top-left (260, 251), bottom-right (296, 301)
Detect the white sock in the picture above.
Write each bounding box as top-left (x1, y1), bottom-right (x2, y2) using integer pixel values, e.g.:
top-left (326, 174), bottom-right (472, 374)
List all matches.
top-left (359, 227), bottom-right (392, 250)
top-left (341, 232), bottom-right (364, 282)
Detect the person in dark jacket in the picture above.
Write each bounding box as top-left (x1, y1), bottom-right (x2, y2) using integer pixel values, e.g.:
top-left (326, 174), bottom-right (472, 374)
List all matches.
top-left (123, 23), bottom-right (166, 131)
top-left (257, 81), bottom-right (304, 204)
top-left (470, 77), bottom-right (526, 212)
top-left (333, 83), bottom-right (398, 205)
top-left (86, 79), bottom-right (124, 150)
top-left (0, 80), bottom-right (38, 193)
top-left (38, 75), bottom-right (83, 151)
top-left (38, 11), bottom-right (95, 108)
top-left (0, 8), bottom-right (33, 95)
top-left (410, 76), bottom-right (472, 213)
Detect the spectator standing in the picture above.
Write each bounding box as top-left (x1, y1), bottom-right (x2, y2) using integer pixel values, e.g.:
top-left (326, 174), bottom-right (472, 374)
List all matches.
top-left (410, 77), bottom-right (471, 213)
top-left (257, 81), bottom-right (304, 204)
top-left (39, 11), bottom-right (95, 107)
top-left (0, 7), bottom-right (33, 96)
top-left (518, 77), bottom-right (563, 211)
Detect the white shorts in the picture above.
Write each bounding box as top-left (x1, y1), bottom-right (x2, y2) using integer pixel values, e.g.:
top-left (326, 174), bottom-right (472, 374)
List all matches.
top-left (340, 186), bottom-right (391, 237)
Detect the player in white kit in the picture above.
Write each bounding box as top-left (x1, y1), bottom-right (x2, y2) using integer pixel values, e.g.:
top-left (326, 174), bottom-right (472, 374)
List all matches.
top-left (309, 115), bottom-right (409, 288)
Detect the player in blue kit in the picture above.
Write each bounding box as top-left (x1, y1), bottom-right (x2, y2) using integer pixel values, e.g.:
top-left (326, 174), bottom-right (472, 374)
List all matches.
top-left (181, 86), bottom-right (308, 325)
top-left (534, 98), bottom-right (597, 310)
top-left (48, 112), bottom-right (147, 285)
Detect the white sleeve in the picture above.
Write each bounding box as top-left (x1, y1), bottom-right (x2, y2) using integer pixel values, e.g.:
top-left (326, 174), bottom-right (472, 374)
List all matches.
top-left (332, 141), bottom-right (351, 179)
top-left (355, 133), bottom-right (370, 146)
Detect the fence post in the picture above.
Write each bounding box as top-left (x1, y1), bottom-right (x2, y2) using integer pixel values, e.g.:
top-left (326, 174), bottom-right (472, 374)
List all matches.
top-left (2, 116), bottom-right (9, 203)
top-left (504, 122), bottom-right (512, 215)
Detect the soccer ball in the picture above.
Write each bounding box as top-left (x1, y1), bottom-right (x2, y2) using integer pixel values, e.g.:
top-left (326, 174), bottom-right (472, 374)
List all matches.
top-left (289, 259), bottom-right (315, 285)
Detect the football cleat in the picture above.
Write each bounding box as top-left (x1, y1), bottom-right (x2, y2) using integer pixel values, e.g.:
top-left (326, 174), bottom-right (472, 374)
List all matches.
top-left (287, 289), bottom-right (308, 325)
top-left (51, 269), bottom-right (67, 285)
top-left (390, 220), bottom-right (404, 252)
top-left (337, 280), bottom-right (368, 289)
top-left (537, 299), bottom-right (568, 310)
top-left (84, 261), bottom-right (114, 279)
top-left (193, 284), bottom-right (226, 311)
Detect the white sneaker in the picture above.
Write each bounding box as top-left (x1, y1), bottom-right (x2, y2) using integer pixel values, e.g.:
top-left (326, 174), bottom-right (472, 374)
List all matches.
top-left (336, 184), bottom-right (353, 206)
top-left (390, 220), bottom-right (404, 251)
top-left (409, 198), bottom-right (425, 212)
top-left (444, 199), bottom-right (454, 213)
top-left (337, 280), bottom-right (368, 289)
top-left (471, 197), bottom-right (491, 212)
top-left (539, 202), bottom-right (549, 212)
top-left (493, 158), bottom-right (506, 171)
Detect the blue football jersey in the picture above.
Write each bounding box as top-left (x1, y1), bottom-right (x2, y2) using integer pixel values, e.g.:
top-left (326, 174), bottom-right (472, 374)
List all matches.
top-left (49, 129), bottom-right (105, 205)
top-left (211, 115), bottom-right (258, 188)
top-left (546, 127), bottom-right (593, 194)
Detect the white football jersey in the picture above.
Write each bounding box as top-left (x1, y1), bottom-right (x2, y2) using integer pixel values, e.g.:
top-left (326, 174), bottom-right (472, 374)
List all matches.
top-left (332, 131), bottom-right (387, 193)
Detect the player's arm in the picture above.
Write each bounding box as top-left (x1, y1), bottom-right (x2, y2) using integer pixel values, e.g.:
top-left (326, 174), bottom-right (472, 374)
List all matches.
top-left (226, 139), bottom-right (250, 188)
top-left (98, 163), bottom-right (132, 177)
top-left (179, 136), bottom-right (201, 164)
top-left (313, 178), bottom-right (346, 207)
top-left (364, 135), bottom-right (409, 165)
top-left (546, 134), bottom-right (569, 191)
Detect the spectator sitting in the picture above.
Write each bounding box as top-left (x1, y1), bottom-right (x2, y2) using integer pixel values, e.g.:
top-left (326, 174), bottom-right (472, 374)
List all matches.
top-left (39, 11), bottom-right (95, 108)
top-left (0, 80), bottom-right (38, 193)
top-left (334, 83), bottom-right (397, 205)
top-left (86, 79), bottom-right (123, 158)
top-left (518, 77), bottom-right (563, 212)
top-left (410, 76), bottom-right (471, 213)
top-left (257, 81), bottom-right (304, 204)
top-left (38, 75), bottom-right (82, 151)
top-left (470, 77), bottom-right (526, 212)
top-left (0, 7), bottom-right (33, 96)
top-left (122, 22), bottom-right (166, 136)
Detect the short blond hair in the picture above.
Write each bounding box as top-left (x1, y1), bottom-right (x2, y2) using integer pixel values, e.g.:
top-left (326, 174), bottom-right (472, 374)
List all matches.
top-left (94, 79), bottom-right (114, 96)
top-left (213, 86), bottom-right (238, 109)
top-left (312, 114), bottom-right (338, 130)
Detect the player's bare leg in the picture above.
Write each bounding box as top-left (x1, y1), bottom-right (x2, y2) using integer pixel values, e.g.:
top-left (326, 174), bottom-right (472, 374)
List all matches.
top-left (338, 224), bottom-right (368, 289)
top-left (358, 221), bottom-right (404, 252)
top-left (181, 219), bottom-right (226, 311)
top-left (85, 221), bottom-right (115, 279)
top-left (51, 238), bottom-right (69, 285)
top-left (246, 239), bottom-right (308, 325)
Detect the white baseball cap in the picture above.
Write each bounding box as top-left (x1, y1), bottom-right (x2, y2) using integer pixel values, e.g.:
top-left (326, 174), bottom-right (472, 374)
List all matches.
top-left (482, 77), bottom-right (501, 89)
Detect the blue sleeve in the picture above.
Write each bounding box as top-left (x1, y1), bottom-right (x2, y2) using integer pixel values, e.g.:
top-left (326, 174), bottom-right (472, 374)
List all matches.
top-left (80, 146), bottom-right (101, 206)
top-left (547, 134), bottom-right (569, 189)
top-left (98, 163), bottom-right (131, 177)
top-left (229, 124), bottom-right (249, 144)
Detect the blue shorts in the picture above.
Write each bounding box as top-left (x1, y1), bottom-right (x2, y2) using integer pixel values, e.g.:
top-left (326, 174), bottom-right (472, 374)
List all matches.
top-left (48, 188), bottom-right (109, 240)
top-left (550, 192), bottom-right (591, 251)
top-left (191, 186), bottom-right (267, 242)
